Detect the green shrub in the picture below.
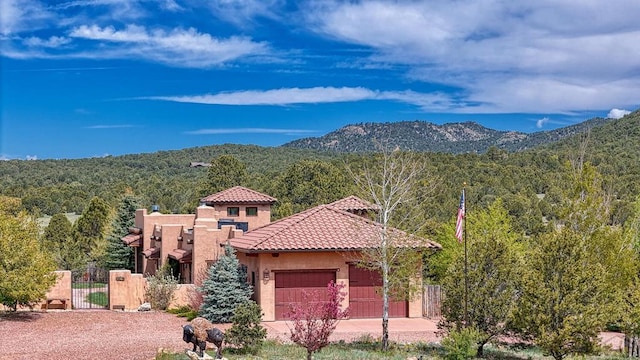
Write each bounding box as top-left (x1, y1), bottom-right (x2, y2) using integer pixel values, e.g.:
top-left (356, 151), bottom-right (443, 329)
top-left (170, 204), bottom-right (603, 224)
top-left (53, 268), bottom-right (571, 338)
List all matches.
top-left (167, 305), bottom-right (199, 321)
top-left (145, 263), bottom-right (178, 311)
top-left (441, 327), bottom-right (482, 360)
top-left (225, 301), bottom-right (267, 355)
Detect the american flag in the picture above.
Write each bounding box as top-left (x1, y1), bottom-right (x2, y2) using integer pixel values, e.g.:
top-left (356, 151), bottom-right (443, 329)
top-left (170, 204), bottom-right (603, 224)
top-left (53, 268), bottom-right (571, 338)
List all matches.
top-left (455, 189), bottom-right (465, 242)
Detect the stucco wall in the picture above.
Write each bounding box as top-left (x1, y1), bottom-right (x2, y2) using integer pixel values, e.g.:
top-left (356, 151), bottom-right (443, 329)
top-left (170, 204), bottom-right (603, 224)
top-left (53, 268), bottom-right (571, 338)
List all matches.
top-left (238, 251), bottom-right (424, 321)
top-left (246, 251), bottom-right (351, 321)
top-left (109, 270), bottom-right (146, 311)
top-left (215, 204), bottom-right (271, 230)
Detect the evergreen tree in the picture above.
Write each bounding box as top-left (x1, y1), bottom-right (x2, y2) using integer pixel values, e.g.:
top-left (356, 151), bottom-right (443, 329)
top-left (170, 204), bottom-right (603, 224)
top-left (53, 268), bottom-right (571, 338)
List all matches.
top-left (104, 193), bottom-right (141, 270)
top-left (201, 155), bottom-right (248, 196)
top-left (276, 159), bottom-right (353, 213)
top-left (72, 196), bottom-right (112, 268)
top-left (515, 228), bottom-right (609, 360)
top-left (619, 196), bottom-right (640, 356)
top-left (226, 301), bottom-right (268, 355)
top-left (199, 244), bottom-right (252, 323)
top-left (42, 213), bottom-right (73, 268)
top-left (514, 163), bottom-right (622, 360)
top-left (0, 198), bottom-right (57, 311)
top-left (440, 199), bottom-right (524, 356)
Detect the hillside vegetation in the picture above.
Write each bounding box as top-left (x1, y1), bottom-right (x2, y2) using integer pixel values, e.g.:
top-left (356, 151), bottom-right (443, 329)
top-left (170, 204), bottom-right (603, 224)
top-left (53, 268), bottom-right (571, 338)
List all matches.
top-left (0, 111), bottom-right (637, 236)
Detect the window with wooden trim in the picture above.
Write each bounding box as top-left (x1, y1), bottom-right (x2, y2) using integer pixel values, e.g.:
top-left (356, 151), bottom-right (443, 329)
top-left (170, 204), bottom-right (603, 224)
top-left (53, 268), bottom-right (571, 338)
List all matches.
top-left (246, 207), bottom-right (258, 216)
top-left (227, 207), bottom-right (239, 216)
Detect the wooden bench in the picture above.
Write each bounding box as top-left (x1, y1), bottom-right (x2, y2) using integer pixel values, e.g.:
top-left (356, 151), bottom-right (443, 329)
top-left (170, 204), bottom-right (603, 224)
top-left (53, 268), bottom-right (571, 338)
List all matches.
top-left (45, 298), bottom-right (69, 311)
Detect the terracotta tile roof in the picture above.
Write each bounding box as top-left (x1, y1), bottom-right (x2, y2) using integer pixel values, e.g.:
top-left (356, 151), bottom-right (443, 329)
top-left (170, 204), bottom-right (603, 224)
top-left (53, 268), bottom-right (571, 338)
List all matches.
top-left (201, 186), bottom-right (277, 204)
top-left (329, 196), bottom-right (380, 212)
top-left (142, 247), bottom-right (160, 259)
top-left (229, 204), bottom-right (440, 252)
top-left (168, 249), bottom-right (192, 263)
top-left (121, 234), bottom-right (141, 246)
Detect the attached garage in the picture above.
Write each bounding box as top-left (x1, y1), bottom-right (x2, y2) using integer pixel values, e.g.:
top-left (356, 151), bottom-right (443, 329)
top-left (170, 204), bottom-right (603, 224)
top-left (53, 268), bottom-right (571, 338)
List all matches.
top-left (349, 265), bottom-right (408, 318)
top-left (274, 270), bottom-right (336, 320)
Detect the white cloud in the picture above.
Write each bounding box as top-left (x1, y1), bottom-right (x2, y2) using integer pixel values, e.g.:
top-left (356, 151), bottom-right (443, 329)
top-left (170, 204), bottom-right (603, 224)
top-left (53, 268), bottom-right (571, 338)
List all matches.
top-left (26, 155), bottom-right (38, 160)
top-left (144, 86), bottom-right (455, 110)
top-left (68, 24), bottom-right (268, 67)
top-left (536, 117), bottom-right (550, 129)
top-left (160, 0), bottom-right (183, 12)
top-left (0, 0), bottom-right (54, 35)
top-left (306, 0), bottom-right (640, 114)
top-left (23, 36), bottom-right (71, 48)
top-left (607, 108), bottom-right (631, 119)
top-left (148, 87), bottom-right (378, 105)
top-left (185, 128), bottom-right (316, 135)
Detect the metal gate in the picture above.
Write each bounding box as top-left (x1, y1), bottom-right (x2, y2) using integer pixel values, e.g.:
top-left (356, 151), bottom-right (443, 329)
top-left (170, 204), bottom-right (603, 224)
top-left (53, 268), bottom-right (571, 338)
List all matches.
top-left (72, 263), bottom-right (109, 309)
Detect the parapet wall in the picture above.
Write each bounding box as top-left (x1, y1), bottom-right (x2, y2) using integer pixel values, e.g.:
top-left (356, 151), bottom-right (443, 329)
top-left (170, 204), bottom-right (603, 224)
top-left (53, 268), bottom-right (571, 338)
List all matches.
top-left (109, 270), bottom-right (193, 311)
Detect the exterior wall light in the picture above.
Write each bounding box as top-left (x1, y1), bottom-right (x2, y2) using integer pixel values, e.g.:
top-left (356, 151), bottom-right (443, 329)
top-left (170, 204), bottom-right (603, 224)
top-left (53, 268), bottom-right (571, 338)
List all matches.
top-left (263, 268), bottom-right (270, 280)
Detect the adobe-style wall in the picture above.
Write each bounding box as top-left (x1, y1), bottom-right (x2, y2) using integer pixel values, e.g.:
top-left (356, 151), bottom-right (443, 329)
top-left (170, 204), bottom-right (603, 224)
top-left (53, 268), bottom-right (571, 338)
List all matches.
top-left (109, 270), bottom-right (146, 311)
top-left (214, 204), bottom-right (271, 230)
top-left (43, 270), bottom-right (72, 310)
top-left (108, 270), bottom-right (195, 311)
top-left (133, 206), bottom-right (242, 283)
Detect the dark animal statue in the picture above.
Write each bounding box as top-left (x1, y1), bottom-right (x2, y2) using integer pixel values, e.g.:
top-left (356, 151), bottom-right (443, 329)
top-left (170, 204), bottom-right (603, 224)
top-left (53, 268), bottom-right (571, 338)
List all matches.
top-left (182, 317), bottom-right (224, 359)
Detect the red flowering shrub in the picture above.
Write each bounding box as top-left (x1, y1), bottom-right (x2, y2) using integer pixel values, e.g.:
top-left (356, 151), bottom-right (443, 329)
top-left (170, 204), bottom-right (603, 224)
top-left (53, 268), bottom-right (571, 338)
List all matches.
top-left (286, 281), bottom-right (349, 360)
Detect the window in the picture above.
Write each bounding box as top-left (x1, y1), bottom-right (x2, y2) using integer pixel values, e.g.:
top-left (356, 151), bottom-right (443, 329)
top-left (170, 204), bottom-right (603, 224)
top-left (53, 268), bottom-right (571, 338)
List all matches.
top-left (246, 207), bottom-right (258, 216)
top-left (227, 207), bottom-right (239, 216)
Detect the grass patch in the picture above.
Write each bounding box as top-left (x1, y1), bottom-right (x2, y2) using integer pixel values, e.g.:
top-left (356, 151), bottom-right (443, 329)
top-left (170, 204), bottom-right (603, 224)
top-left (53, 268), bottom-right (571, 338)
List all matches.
top-left (167, 306), bottom-right (199, 321)
top-left (87, 292), bottom-right (108, 307)
top-left (156, 339), bottom-right (439, 360)
top-left (154, 339), bottom-right (626, 360)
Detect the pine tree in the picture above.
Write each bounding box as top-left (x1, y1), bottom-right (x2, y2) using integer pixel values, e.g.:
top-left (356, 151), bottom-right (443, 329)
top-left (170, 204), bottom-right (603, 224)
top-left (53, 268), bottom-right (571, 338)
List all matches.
top-left (0, 198), bottom-right (57, 311)
top-left (72, 196), bottom-right (112, 268)
top-left (514, 163), bottom-right (623, 360)
top-left (42, 213), bottom-right (73, 268)
top-left (199, 244), bottom-right (252, 323)
top-left (226, 301), bottom-right (268, 355)
top-left (201, 155), bottom-right (248, 196)
top-left (104, 193), bottom-right (141, 270)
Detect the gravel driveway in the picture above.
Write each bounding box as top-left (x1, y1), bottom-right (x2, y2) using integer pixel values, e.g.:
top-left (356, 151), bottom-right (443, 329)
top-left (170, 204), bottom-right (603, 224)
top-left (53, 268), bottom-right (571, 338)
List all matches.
top-left (0, 311), bottom-right (441, 360)
top-left (0, 311), bottom-right (194, 360)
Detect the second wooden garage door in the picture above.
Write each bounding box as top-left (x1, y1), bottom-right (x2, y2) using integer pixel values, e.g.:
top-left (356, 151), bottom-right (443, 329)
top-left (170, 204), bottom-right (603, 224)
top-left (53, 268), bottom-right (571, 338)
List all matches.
top-left (349, 264), bottom-right (408, 318)
top-left (274, 271), bottom-right (336, 320)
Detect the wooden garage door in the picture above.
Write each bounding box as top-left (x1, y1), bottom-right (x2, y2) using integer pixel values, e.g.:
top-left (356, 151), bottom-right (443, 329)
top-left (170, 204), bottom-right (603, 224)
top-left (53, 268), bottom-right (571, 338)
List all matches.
top-left (349, 265), bottom-right (407, 318)
top-left (275, 271), bottom-right (336, 320)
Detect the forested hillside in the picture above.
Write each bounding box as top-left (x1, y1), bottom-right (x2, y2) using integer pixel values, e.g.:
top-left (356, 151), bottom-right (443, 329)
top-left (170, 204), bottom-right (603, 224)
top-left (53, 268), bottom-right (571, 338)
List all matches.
top-left (282, 117), bottom-right (610, 153)
top-left (0, 145), bottom-right (340, 216)
top-left (0, 111), bottom-right (637, 237)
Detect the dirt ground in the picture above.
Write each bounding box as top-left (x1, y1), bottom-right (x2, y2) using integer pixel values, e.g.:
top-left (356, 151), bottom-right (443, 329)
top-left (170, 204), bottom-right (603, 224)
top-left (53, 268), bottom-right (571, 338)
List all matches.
top-left (0, 311), bottom-right (440, 360)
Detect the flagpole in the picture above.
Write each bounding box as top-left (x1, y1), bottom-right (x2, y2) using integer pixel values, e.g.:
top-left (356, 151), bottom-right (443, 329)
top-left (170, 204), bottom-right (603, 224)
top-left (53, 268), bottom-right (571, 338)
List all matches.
top-left (463, 184), bottom-right (469, 328)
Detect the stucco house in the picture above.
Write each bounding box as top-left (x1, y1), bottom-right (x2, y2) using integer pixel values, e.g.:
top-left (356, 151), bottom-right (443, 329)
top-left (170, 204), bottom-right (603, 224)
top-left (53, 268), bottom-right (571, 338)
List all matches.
top-left (123, 186), bottom-right (440, 321)
top-left (122, 186), bottom-right (276, 283)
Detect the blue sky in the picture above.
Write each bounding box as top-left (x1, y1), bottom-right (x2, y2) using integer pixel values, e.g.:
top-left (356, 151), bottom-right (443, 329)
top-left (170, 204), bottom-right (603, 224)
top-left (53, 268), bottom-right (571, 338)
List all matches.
top-left (1, 0), bottom-right (638, 160)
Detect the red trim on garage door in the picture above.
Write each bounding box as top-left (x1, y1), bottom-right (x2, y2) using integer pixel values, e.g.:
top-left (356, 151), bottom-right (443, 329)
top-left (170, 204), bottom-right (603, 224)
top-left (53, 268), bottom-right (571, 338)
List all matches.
top-left (274, 271), bottom-right (336, 320)
top-left (349, 264), bottom-right (407, 318)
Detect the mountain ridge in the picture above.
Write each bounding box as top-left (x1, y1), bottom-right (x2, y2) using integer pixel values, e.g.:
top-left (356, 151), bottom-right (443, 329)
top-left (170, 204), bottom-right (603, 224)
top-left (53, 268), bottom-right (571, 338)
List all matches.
top-left (282, 117), bottom-right (610, 153)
